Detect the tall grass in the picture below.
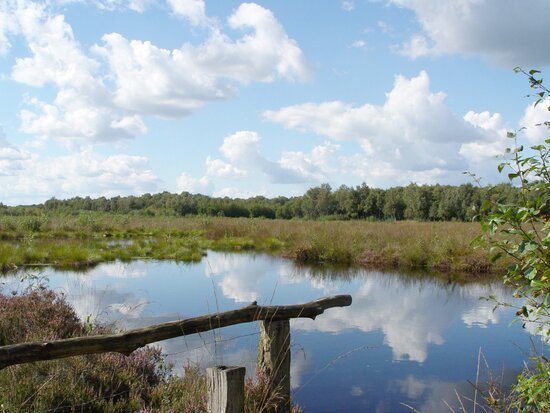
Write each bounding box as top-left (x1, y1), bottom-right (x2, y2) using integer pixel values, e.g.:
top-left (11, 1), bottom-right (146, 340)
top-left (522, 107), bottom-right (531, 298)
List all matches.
top-left (0, 214), bottom-right (502, 276)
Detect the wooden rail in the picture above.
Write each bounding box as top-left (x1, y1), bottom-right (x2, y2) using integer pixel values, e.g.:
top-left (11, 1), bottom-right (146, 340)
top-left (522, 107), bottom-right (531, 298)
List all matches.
top-left (0, 295), bottom-right (351, 369)
top-left (0, 294), bottom-right (352, 413)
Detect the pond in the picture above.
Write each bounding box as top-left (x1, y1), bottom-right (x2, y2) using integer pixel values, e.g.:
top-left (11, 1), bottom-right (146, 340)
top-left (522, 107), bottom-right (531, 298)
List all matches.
top-left (2, 252), bottom-right (538, 412)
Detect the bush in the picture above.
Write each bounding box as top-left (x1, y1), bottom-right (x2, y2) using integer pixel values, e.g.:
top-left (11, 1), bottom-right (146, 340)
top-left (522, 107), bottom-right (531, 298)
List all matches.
top-left (18, 215), bottom-right (47, 232)
top-left (476, 68), bottom-right (550, 412)
top-left (0, 289), bottom-right (83, 346)
top-left (0, 288), bottom-right (166, 412)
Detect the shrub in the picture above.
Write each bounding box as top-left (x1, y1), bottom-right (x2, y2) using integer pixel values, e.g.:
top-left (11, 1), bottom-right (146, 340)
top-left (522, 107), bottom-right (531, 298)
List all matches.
top-left (476, 68), bottom-right (550, 412)
top-left (18, 215), bottom-right (47, 233)
top-left (0, 288), bottom-right (83, 346)
top-left (0, 288), bottom-right (165, 413)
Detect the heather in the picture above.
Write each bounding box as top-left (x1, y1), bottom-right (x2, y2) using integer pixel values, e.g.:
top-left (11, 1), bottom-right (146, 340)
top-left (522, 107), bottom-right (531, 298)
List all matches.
top-left (0, 287), bottom-right (301, 413)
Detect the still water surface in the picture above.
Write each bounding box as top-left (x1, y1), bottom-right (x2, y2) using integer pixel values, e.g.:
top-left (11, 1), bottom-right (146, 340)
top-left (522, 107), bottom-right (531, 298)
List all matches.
top-left (4, 252), bottom-right (536, 412)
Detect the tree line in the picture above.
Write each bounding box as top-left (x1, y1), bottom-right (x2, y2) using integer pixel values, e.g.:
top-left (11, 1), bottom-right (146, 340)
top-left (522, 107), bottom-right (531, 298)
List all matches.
top-left (0, 182), bottom-right (522, 222)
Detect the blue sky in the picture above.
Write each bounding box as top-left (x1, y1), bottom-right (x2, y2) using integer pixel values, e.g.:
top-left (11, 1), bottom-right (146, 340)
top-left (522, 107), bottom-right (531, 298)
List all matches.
top-left (0, 0), bottom-right (549, 205)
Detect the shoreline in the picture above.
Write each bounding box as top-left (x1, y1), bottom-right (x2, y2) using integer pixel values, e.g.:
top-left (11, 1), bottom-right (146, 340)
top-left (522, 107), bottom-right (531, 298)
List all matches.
top-left (0, 216), bottom-right (505, 278)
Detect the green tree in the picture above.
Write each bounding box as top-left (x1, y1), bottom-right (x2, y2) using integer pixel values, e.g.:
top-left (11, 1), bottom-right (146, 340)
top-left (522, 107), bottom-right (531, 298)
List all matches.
top-left (403, 183), bottom-right (432, 220)
top-left (302, 184), bottom-right (335, 219)
top-left (383, 187), bottom-right (405, 220)
top-left (362, 188), bottom-right (385, 220)
top-left (334, 185), bottom-right (361, 219)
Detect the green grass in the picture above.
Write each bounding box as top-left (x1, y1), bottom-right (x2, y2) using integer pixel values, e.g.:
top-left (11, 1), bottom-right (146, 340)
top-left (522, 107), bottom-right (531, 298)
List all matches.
top-left (0, 214), bottom-right (505, 277)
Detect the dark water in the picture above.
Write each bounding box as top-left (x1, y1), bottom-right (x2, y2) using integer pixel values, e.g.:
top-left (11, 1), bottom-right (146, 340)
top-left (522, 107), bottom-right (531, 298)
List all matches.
top-left (2, 252), bottom-right (539, 412)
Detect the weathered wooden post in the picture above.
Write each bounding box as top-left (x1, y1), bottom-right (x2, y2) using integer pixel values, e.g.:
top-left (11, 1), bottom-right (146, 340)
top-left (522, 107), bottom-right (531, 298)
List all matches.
top-left (258, 319), bottom-right (291, 413)
top-left (207, 365), bottom-right (246, 413)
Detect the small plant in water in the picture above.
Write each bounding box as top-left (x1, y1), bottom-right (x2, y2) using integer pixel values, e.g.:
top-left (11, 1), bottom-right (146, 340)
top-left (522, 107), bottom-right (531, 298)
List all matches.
top-left (19, 269), bottom-right (49, 292)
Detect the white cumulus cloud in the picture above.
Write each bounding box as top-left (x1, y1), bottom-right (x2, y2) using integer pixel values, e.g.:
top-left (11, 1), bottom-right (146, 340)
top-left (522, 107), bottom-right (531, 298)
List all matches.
top-left (205, 156), bottom-right (247, 178)
top-left (212, 187), bottom-right (260, 199)
top-left (5, 1), bottom-right (310, 143)
top-left (0, 2), bottom-right (18, 55)
top-left (520, 99), bottom-right (550, 144)
top-left (264, 71), bottom-right (505, 186)
top-left (279, 141), bottom-right (340, 183)
top-left (167, 0), bottom-right (211, 27)
top-left (0, 148), bottom-right (159, 204)
top-left (177, 130), bottom-right (338, 195)
top-left (218, 130), bottom-right (334, 184)
top-left (10, 1), bottom-right (147, 143)
top-left (0, 127), bottom-right (31, 177)
top-left (176, 172), bottom-right (212, 194)
top-left (391, 0), bottom-right (550, 66)
top-left (460, 110), bottom-right (508, 162)
top-left (93, 2), bottom-right (310, 119)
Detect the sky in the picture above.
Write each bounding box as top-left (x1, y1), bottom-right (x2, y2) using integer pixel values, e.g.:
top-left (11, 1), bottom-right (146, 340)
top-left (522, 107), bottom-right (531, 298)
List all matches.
top-left (0, 0), bottom-right (549, 205)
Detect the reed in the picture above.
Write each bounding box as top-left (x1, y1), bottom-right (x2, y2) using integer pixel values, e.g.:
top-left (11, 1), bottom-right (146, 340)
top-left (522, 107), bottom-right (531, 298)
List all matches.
top-left (0, 214), bottom-right (504, 277)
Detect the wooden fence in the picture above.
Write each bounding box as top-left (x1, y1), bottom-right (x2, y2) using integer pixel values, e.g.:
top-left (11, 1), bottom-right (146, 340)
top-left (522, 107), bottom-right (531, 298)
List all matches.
top-left (0, 294), bottom-right (352, 413)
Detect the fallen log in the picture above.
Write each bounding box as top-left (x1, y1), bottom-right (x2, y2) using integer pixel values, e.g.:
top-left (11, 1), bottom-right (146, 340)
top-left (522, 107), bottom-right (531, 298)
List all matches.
top-left (0, 294), bottom-right (351, 370)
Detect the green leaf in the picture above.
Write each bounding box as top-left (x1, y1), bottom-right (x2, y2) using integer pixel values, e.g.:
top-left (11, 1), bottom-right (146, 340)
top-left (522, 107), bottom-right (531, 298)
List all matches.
top-left (522, 306), bottom-right (529, 317)
top-left (471, 234), bottom-right (483, 246)
top-left (523, 241), bottom-right (539, 252)
top-left (524, 267), bottom-right (537, 280)
top-left (480, 199), bottom-right (492, 212)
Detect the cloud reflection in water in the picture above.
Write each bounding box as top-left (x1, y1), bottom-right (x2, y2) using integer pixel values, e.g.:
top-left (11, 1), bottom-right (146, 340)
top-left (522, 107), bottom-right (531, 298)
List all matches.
top-left (2, 252), bottom-right (528, 412)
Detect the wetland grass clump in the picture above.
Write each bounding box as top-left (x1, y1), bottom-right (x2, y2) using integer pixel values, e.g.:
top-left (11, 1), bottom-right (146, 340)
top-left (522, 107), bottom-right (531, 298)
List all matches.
top-left (291, 232), bottom-right (356, 265)
top-left (211, 236), bottom-right (256, 251)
